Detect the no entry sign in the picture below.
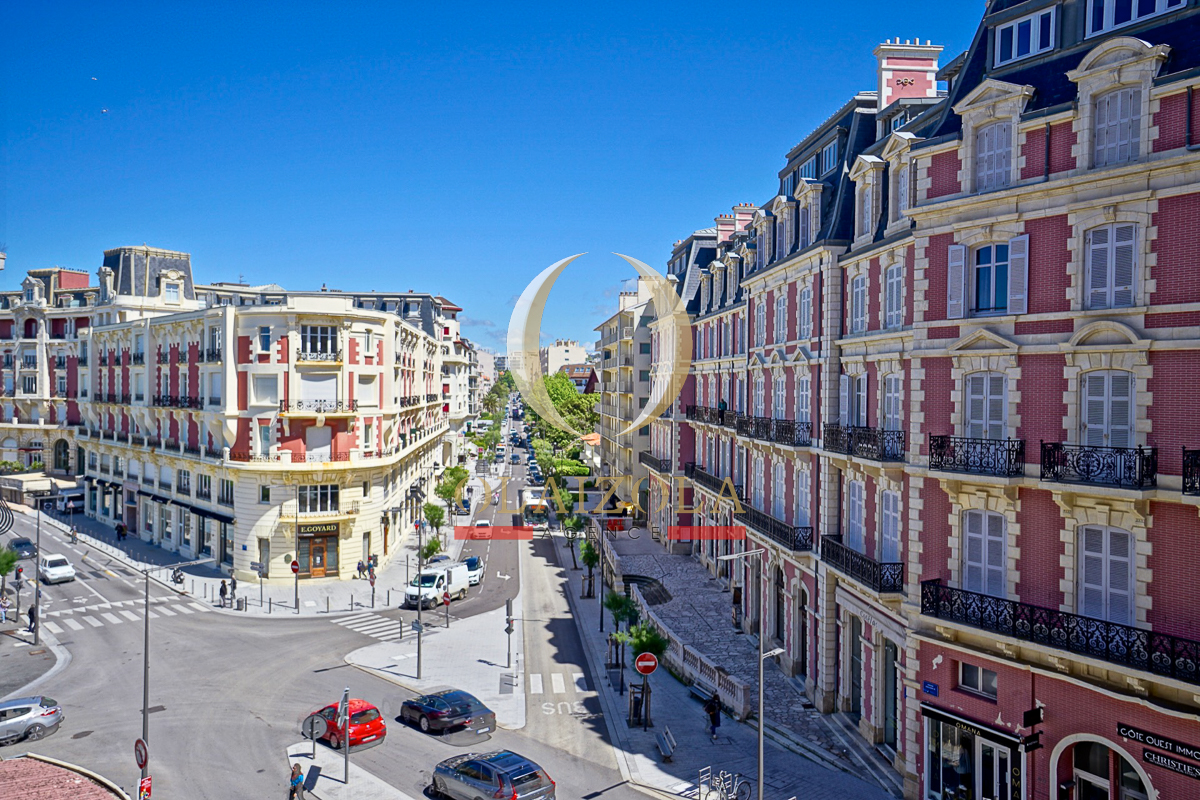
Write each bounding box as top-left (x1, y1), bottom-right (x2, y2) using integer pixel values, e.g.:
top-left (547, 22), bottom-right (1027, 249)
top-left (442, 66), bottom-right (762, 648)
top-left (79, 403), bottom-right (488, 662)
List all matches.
top-left (443, 591), bottom-right (451, 606)
top-left (634, 652), bottom-right (658, 676)
top-left (291, 560), bottom-right (300, 574)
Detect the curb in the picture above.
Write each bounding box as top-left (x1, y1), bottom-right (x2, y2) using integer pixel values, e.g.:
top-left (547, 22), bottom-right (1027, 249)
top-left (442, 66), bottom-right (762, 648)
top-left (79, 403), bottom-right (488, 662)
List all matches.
top-left (17, 752), bottom-right (132, 799)
top-left (1, 626), bottom-right (73, 703)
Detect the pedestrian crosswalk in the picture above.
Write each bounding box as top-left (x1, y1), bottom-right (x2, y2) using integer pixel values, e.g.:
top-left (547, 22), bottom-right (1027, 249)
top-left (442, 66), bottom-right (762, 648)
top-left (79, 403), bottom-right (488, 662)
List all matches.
top-left (528, 672), bottom-right (588, 695)
top-left (332, 612), bottom-right (419, 643)
top-left (35, 597), bottom-right (214, 637)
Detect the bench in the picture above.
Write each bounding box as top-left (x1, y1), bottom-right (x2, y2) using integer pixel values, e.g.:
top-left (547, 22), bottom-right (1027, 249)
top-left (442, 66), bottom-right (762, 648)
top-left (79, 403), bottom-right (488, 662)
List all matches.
top-left (689, 677), bottom-right (717, 703)
top-left (655, 726), bottom-right (677, 762)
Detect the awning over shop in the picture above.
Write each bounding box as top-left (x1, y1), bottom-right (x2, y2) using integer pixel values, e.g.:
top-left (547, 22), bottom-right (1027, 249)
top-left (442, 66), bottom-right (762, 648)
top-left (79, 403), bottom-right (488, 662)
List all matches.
top-left (919, 703), bottom-right (1022, 748)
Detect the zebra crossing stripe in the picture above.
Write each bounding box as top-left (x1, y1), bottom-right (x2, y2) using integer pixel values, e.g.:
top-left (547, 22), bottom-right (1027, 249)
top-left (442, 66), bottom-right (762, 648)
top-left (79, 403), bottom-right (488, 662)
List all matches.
top-left (347, 620), bottom-right (396, 635)
top-left (529, 674), bottom-right (543, 694)
top-left (189, 603), bottom-right (213, 613)
top-left (44, 622), bottom-right (64, 634)
top-left (156, 606), bottom-right (176, 617)
top-left (551, 674), bottom-right (565, 694)
top-left (176, 605), bottom-right (194, 614)
top-left (65, 619), bottom-right (85, 631)
top-left (101, 612), bottom-right (122, 625)
top-left (83, 616), bottom-right (103, 628)
top-left (335, 613), bottom-right (377, 625)
top-left (119, 610), bottom-right (140, 622)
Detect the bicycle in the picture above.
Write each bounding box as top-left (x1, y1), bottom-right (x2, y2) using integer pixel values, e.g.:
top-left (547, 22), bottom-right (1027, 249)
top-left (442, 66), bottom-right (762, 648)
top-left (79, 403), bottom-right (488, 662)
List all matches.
top-left (700, 770), bottom-right (751, 800)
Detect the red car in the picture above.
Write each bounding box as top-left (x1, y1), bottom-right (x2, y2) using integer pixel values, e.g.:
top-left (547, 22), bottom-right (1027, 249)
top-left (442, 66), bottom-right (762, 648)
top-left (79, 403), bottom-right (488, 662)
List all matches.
top-left (307, 699), bottom-right (387, 750)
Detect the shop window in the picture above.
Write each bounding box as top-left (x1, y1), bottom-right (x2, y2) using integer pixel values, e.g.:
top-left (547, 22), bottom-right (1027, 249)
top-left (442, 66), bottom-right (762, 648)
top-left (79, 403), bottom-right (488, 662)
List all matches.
top-left (959, 662), bottom-right (998, 698)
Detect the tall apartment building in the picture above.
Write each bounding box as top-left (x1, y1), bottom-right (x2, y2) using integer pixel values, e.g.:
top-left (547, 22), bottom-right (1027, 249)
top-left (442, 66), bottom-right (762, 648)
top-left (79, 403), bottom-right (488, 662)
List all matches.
top-left (645, 5), bottom-right (1200, 798)
top-left (539, 339), bottom-right (589, 377)
top-left (435, 297), bottom-right (481, 464)
top-left (2, 246), bottom-right (460, 583)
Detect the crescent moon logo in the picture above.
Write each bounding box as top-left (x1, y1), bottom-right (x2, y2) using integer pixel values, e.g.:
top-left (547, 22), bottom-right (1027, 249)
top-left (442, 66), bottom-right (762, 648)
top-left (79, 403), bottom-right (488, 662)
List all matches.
top-left (507, 254), bottom-right (693, 442)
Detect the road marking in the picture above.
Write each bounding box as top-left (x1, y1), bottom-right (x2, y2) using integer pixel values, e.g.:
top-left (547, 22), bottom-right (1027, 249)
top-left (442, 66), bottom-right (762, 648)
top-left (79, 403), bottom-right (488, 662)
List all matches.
top-left (146, 610), bottom-right (159, 619)
top-left (83, 616), bottom-right (103, 628)
top-left (347, 620), bottom-right (397, 635)
top-left (64, 619), bottom-right (85, 631)
top-left (101, 612), bottom-right (122, 625)
top-left (551, 673), bottom-right (566, 694)
top-left (119, 610), bottom-right (140, 621)
top-left (44, 622), bottom-right (64, 634)
top-left (189, 603), bottom-right (213, 613)
top-left (176, 605), bottom-right (194, 614)
top-left (156, 606), bottom-right (176, 616)
top-left (573, 672), bottom-right (586, 692)
top-left (529, 674), bottom-right (543, 694)
top-left (335, 613), bottom-right (377, 625)
top-left (375, 632), bottom-right (402, 641)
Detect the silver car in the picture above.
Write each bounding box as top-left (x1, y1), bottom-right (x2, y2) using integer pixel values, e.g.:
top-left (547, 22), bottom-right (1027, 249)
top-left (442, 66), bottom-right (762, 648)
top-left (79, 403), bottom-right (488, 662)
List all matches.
top-left (0, 696), bottom-right (63, 745)
top-left (433, 750), bottom-right (555, 799)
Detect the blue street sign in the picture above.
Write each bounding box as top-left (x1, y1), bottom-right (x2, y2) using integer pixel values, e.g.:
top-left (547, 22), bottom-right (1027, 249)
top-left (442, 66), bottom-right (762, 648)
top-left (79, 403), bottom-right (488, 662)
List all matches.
top-left (922, 681), bottom-right (939, 697)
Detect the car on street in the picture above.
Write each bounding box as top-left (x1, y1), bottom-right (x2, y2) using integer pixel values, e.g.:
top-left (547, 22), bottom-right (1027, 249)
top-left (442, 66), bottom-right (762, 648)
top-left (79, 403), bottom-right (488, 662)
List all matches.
top-left (510, 453), bottom-right (520, 464)
top-left (528, 473), bottom-right (544, 486)
top-left (0, 696), bottom-right (63, 746)
top-left (433, 750), bottom-right (556, 799)
top-left (5, 537), bottom-right (36, 560)
top-left (38, 554), bottom-right (75, 584)
top-left (401, 689), bottom-right (496, 735)
top-left (471, 520), bottom-right (493, 540)
top-left (305, 699), bottom-right (386, 750)
top-left (464, 555), bottom-right (484, 586)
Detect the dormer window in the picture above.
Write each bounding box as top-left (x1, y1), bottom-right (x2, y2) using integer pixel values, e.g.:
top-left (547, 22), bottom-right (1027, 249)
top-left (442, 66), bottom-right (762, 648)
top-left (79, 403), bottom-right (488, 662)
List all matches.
top-left (857, 181), bottom-right (874, 238)
top-left (798, 157), bottom-right (817, 180)
top-left (975, 121), bottom-right (1012, 193)
top-left (1087, 0), bottom-right (1184, 37)
top-left (994, 8), bottom-right (1055, 67)
top-left (1094, 87), bottom-right (1141, 167)
top-left (821, 140), bottom-right (839, 175)
top-left (24, 288), bottom-right (34, 303)
top-left (164, 283), bottom-right (180, 303)
top-left (775, 212), bottom-right (789, 259)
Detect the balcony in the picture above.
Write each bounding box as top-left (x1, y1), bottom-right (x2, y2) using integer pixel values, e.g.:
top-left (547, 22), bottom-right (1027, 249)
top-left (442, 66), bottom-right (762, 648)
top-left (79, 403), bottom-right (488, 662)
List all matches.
top-left (132, 353), bottom-right (145, 366)
top-left (183, 445), bottom-right (201, 457)
top-left (921, 580), bottom-right (1200, 687)
top-left (685, 462), bottom-right (743, 499)
top-left (153, 394), bottom-right (178, 407)
top-left (280, 501), bottom-right (361, 521)
top-left (208, 396), bottom-right (222, 407)
top-left (98, 356), bottom-right (109, 367)
top-left (195, 488), bottom-right (212, 501)
top-left (638, 450), bottom-right (671, 473)
top-left (179, 396), bottom-right (204, 410)
top-left (54, 357), bottom-right (67, 369)
top-left (1040, 442), bottom-right (1157, 490)
top-left (929, 436), bottom-right (1025, 478)
top-left (772, 419), bottom-right (812, 447)
top-left (721, 409), bottom-right (740, 428)
top-left (1185, 448), bottom-right (1200, 496)
top-left (78, 356), bottom-right (88, 368)
top-left (204, 446), bottom-right (223, 460)
top-left (205, 348), bottom-right (223, 363)
top-left (685, 405), bottom-right (721, 425)
top-left (820, 535), bottom-right (903, 593)
top-left (296, 348), bottom-right (341, 364)
top-left (120, 393), bottom-right (131, 405)
top-left (157, 353), bottom-right (169, 365)
top-left (734, 504), bottom-right (813, 552)
top-left (176, 351), bottom-right (189, 365)
top-left (823, 424), bottom-right (905, 461)
top-left (426, 393), bottom-right (438, 403)
top-left (22, 359), bottom-right (37, 369)
top-left (279, 399), bottom-right (359, 414)
top-left (103, 393), bottom-right (118, 404)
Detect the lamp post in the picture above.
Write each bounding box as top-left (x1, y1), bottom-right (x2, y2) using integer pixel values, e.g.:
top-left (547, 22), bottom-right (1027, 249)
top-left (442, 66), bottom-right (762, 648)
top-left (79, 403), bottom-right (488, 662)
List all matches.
top-left (718, 546), bottom-right (775, 800)
top-left (407, 481), bottom-right (426, 679)
top-left (33, 506), bottom-right (42, 645)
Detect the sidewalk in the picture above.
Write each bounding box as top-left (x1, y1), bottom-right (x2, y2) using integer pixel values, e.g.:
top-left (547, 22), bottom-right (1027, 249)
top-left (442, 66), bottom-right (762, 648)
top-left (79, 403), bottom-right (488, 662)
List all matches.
top-left (549, 531), bottom-right (897, 800)
top-left (287, 741), bottom-right (418, 800)
top-left (25, 458), bottom-right (496, 618)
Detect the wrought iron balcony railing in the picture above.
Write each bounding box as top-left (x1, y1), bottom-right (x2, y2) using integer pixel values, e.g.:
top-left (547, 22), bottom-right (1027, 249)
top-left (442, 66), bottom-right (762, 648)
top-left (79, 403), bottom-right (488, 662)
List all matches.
top-left (1040, 442), bottom-right (1157, 489)
top-left (195, 488), bottom-right (211, 501)
top-left (823, 424), bottom-right (906, 461)
top-left (157, 353), bottom-right (169, 365)
top-left (921, 580), bottom-right (1200, 687)
top-left (280, 399), bottom-right (359, 413)
top-left (820, 534), bottom-right (904, 593)
top-left (687, 463), bottom-right (742, 499)
top-left (638, 450), bottom-right (671, 473)
top-left (205, 348), bottom-right (223, 363)
top-left (721, 409), bottom-right (740, 428)
top-left (929, 435), bottom-right (1025, 477)
top-left (55, 357), bottom-right (67, 369)
top-left (1185, 448), bottom-right (1200, 496)
top-left (131, 353), bottom-right (145, 366)
top-left (296, 348), bottom-right (341, 363)
top-left (78, 357), bottom-right (88, 368)
top-left (176, 351), bottom-right (188, 365)
top-left (734, 504), bottom-right (813, 552)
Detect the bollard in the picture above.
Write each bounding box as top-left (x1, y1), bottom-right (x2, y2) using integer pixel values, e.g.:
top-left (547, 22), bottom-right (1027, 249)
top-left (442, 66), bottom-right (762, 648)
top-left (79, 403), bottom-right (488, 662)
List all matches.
top-left (387, 589), bottom-right (391, 606)
top-left (204, 583), bottom-right (208, 599)
top-left (191, 579), bottom-right (195, 596)
top-left (269, 598), bottom-right (273, 614)
top-left (326, 596), bottom-right (330, 614)
top-left (351, 594), bottom-right (354, 611)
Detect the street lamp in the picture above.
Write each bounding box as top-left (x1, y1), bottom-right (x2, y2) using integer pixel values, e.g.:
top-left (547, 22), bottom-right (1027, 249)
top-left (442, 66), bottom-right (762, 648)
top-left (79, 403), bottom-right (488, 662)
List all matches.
top-left (407, 481), bottom-right (426, 679)
top-left (718, 547), bottom-right (773, 800)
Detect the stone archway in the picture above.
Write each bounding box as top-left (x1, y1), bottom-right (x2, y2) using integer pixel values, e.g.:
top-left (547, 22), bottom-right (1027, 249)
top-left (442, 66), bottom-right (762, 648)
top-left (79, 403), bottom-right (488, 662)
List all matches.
top-left (53, 439), bottom-right (70, 472)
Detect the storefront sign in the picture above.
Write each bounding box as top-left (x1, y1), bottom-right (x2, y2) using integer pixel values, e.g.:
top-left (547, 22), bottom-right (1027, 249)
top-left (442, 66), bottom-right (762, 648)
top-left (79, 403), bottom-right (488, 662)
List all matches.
top-left (920, 704), bottom-right (1022, 747)
top-left (1119, 724), bottom-right (1200, 762)
top-left (1144, 749), bottom-right (1200, 781)
top-left (298, 522), bottom-right (339, 535)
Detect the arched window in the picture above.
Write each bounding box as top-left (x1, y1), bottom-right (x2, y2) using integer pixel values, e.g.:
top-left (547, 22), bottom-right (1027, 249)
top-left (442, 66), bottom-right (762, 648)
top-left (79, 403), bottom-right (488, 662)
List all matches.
top-left (1072, 741), bottom-right (1148, 800)
top-left (53, 440), bottom-right (70, 472)
top-left (1080, 370), bottom-right (1133, 449)
top-left (975, 120), bottom-right (1012, 192)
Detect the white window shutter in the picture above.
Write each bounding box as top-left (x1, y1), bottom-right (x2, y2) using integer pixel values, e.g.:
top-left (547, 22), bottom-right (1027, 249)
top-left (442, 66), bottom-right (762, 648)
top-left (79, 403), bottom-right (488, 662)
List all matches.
top-left (997, 122), bottom-right (1012, 187)
top-left (1106, 529), bottom-right (1133, 625)
top-left (839, 374), bottom-right (850, 426)
top-left (975, 125), bottom-right (990, 191)
top-left (966, 374), bottom-right (986, 439)
top-left (798, 376), bottom-right (811, 424)
top-left (985, 512), bottom-right (1006, 598)
top-left (947, 244), bottom-right (967, 319)
top-left (1087, 227), bottom-right (1111, 309)
top-left (849, 481), bottom-right (865, 552)
top-left (796, 471), bottom-right (810, 527)
top-left (898, 165), bottom-right (909, 216)
top-left (855, 374), bottom-right (868, 427)
top-left (1128, 88), bottom-right (1142, 161)
top-left (1095, 92), bottom-right (1112, 166)
top-left (882, 492), bottom-right (900, 563)
top-left (964, 510), bottom-right (985, 592)
top-left (1108, 371), bottom-right (1133, 449)
top-left (800, 205), bottom-right (810, 247)
top-left (1083, 372), bottom-right (1109, 447)
top-left (987, 373), bottom-right (1006, 440)
top-left (1007, 234), bottom-right (1029, 314)
top-left (1113, 224), bottom-right (1136, 308)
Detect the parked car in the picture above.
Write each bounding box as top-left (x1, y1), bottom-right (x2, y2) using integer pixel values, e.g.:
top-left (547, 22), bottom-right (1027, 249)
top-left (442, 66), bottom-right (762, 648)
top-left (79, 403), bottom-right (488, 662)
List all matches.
top-left (404, 562), bottom-right (470, 609)
top-left (304, 699), bottom-right (386, 750)
top-left (38, 554), bottom-right (76, 584)
top-left (464, 555), bottom-right (484, 586)
top-left (401, 689), bottom-right (495, 735)
top-left (433, 750), bottom-right (556, 799)
top-left (471, 520), bottom-right (492, 540)
top-left (0, 696), bottom-right (63, 746)
top-left (428, 554), bottom-right (451, 565)
top-left (5, 537), bottom-right (36, 560)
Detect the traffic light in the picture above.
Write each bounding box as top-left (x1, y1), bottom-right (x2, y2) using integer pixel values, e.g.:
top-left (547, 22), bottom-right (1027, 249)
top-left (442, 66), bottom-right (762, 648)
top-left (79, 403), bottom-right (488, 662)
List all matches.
top-left (505, 598), bottom-right (514, 634)
top-left (15, 567), bottom-right (22, 581)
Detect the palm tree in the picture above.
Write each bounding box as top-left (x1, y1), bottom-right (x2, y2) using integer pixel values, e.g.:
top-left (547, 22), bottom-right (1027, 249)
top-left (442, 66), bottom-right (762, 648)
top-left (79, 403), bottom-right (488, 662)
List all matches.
top-left (580, 539), bottom-right (599, 598)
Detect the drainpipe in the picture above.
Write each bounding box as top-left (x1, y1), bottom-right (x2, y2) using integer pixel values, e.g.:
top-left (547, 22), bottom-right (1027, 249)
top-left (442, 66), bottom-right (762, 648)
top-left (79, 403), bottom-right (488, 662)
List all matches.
top-left (1187, 86), bottom-right (1194, 149)
top-left (1043, 122), bottom-right (1051, 182)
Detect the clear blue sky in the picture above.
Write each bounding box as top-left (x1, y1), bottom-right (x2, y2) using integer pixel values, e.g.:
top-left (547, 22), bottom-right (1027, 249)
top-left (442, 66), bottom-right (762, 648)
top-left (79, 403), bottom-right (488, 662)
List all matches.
top-left (2, 1), bottom-right (974, 352)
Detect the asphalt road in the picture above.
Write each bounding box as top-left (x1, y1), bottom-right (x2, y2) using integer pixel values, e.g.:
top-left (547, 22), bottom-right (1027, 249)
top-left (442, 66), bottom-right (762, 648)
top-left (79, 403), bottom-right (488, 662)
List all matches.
top-left (2, 429), bottom-right (644, 799)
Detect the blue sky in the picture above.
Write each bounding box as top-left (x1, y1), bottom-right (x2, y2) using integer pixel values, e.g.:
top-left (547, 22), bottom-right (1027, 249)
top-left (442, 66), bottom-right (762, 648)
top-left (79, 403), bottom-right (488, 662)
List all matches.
top-left (2, 2), bottom-right (974, 352)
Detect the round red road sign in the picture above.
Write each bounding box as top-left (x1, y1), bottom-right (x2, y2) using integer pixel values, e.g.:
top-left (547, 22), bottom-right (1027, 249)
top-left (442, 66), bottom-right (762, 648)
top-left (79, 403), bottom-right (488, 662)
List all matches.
top-left (442, 591), bottom-right (451, 605)
top-left (290, 560), bottom-right (300, 575)
top-left (369, 576), bottom-right (376, 588)
top-left (634, 652), bottom-right (658, 676)
top-left (134, 738), bottom-right (148, 770)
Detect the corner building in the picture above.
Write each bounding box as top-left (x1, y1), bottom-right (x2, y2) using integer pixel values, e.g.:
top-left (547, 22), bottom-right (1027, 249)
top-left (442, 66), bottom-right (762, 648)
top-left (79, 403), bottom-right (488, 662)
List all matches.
top-left (76, 246), bottom-right (452, 581)
top-left (644, 5), bottom-right (1200, 799)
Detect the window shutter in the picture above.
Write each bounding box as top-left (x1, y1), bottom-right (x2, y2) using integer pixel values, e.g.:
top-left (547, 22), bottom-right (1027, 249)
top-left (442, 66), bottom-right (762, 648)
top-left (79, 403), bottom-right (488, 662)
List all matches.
top-left (839, 374), bottom-right (850, 426)
top-left (1106, 529), bottom-right (1133, 625)
top-left (1087, 227), bottom-right (1112, 309)
top-left (855, 374), bottom-right (868, 427)
top-left (1083, 372), bottom-right (1109, 447)
top-left (1080, 526), bottom-right (1111, 621)
top-left (898, 165), bottom-right (909, 216)
top-left (1117, 87), bottom-right (1141, 164)
top-left (1007, 234), bottom-right (1029, 314)
top-left (882, 492), bottom-right (900, 563)
top-left (801, 288), bottom-right (812, 337)
top-left (985, 512), bottom-right (1006, 598)
top-left (849, 481), bottom-right (864, 552)
top-left (1095, 92), bottom-right (1113, 166)
top-left (800, 205), bottom-right (810, 247)
top-left (997, 122), bottom-right (1012, 187)
top-left (987, 373), bottom-right (1006, 440)
top-left (947, 244), bottom-right (967, 319)
top-left (1108, 371), bottom-right (1133, 449)
top-left (1113, 224), bottom-right (1136, 308)
top-left (975, 125), bottom-right (992, 190)
top-left (967, 374), bottom-right (986, 439)
top-left (964, 511), bottom-right (985, 592)
top-left (796, 470), bottom-right (810, 527)
top-left (798, 376), bottom-right (811, 424)
top-left (885, 375), bottom-right (902, 432)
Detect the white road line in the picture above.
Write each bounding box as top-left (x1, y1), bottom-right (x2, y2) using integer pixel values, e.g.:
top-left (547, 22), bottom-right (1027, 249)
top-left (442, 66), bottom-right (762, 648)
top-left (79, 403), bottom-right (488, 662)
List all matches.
top-left (573, 673), bottom-right (586, 692)
top-left (346, 620), bottom-right (396, 634)
top-left (529, 674), bottom-right (543, 694)
top-left (147, 610), bottom-right (160, 619)
top-left (64, 619), bottom-right (85, 631)
top-left (551, 673), bottom-right (566, 694)
top-left (72, 569), bottom-right (112, 604)
top-left (83, 616), bottom-right (103, 628)
top-left (189, 603), bottom-right (213, 613)
top-left (44, 622), bottom-right (64, 634)
top-left (119, 610), bottom-right (140, 621)
top-left (101, 612), bottom-right (122, 625)
top-left (176, 605), bottom-right (194, 614)
top-left (155, 606), bottom-right (176, 617)
top-left (335, 613), bottom-right (380, 626)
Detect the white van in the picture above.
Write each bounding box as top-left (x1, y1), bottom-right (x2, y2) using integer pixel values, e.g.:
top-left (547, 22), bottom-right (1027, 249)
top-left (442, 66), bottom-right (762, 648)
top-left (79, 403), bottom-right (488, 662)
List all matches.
top-left (403, 562), bottom-right (471, 610)
top-left (54, 492), bottom-right (85, 513)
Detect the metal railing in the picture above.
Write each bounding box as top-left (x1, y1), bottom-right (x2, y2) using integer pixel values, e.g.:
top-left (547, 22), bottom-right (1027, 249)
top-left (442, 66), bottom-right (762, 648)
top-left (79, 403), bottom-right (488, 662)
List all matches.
top-left (921, 580), bottom-right (1199, 686)
top-left (733, 504), bottom-right (813, 552)
top-left (929, 435), bottom-right (1025, 477)
top-left (157, 353), bottom-right (169, 365)
top-left (1185, 448), bottom-right (1200, 496)
top-left (1040, 442), bottom-right (1157, 489)
top-left (823, 424), bottom-right (906, 461)
top-left (638, 450), bottom-right (670, 473)
top-left (132, 353), bottom-right (145, 366)
top-left (205, 348), bottom-right (223, 362)
top-left (820, 535), bottom-right (903, 593)
top-left (296, 348), bottom-right (341, 363)
top-left (279, 399), bottom-right (359, 413)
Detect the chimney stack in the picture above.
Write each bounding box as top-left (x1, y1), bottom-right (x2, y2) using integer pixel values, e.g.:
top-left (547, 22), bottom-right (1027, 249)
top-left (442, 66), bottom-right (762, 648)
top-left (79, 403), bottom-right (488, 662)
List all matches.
top-left (873, 38), bottom-right (943, 110)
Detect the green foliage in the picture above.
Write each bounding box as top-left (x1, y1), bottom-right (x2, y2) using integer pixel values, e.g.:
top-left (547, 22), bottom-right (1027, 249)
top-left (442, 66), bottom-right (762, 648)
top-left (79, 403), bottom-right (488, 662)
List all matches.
top-left (628, 622), bottom-right (670, 660)
top-left (0, 460), bottom-right (37, 475)
top-left (580, 539), bottom-right (600, 570)
top-left (435, 466), bottom-right (470, 505)
top-left (526, 372), bottom-right (599, 453)
top-left (604, 591), bottom-right (637, 628)
top-left (420, 537), bottom-right (443, 561)
top-left (0, 549), bottom-right (17, 578)
top-left (422, 502), bottom-right (445, 533)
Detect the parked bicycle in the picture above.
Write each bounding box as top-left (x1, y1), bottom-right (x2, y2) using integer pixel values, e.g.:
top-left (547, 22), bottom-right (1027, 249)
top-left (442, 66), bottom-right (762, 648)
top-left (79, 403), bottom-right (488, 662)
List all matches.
top-left (700, 770), bottom-right (751, 800)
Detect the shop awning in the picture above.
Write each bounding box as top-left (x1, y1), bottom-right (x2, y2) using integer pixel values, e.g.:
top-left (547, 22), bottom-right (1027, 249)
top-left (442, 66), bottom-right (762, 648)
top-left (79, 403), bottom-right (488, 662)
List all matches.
top-left (919, 703), bottom-right (1022, 748)
top-left (195, 507), bottom-right (236, 526)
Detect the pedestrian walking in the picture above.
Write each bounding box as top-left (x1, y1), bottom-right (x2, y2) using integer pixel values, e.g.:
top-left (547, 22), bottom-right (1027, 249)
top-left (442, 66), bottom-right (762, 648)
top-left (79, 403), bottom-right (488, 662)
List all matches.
top-left (219, 580), bottom-right (228, 608)
top-left (704, 694), bottom-right (722, 740)
top-left (0, 596), bottom-right (11, 624)
top-left (356, 559), bottom-right (366, 579)
top-left (26, 604), bottom-right (36, 634)
top-left (288, 763), bottom-right (305, 799)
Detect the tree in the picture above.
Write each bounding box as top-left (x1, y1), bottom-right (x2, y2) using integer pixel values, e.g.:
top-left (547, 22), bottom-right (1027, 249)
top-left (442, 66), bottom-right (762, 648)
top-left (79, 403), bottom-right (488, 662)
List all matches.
top-left (580, 538), bottom-right (599, 598)
top-left (628, 621), bottom-right (669, 661)
top-left (435, 466), bottom-right (470, 511)
top-left (420, 537), bottom-right (443, 562)
top-left (0, 549), bottom-right (17, 598)
top-left (562, 515), bottom-right (585, 569)
top-left (422, 503), bottom-right (445, 540)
